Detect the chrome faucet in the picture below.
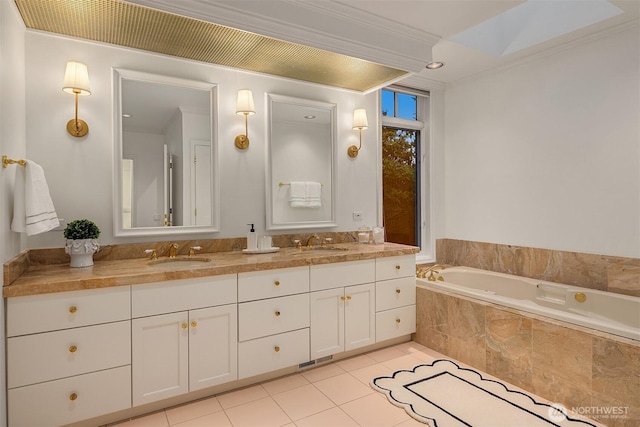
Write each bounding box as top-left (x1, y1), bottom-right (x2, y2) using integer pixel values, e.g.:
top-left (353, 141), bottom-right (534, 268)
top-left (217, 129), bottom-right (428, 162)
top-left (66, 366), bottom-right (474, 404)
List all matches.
top-left (169, 243), bottom-right (179, 258)
top-left (305, 234), bottom-right (320, 248)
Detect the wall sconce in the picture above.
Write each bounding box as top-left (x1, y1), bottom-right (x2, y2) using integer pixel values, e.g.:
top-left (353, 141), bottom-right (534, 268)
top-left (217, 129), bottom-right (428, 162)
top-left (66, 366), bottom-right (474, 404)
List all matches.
top-left (348, 108), bottom-right (368, 158)
top-left (62, 61), bottom-right (91, 137)
top-left (234, 89), bottom-right (255, 149)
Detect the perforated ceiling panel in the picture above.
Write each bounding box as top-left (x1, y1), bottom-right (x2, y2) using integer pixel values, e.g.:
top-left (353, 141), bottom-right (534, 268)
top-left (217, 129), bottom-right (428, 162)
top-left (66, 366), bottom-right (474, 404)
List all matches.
top-left (15, 0), bottom-right (408, 92)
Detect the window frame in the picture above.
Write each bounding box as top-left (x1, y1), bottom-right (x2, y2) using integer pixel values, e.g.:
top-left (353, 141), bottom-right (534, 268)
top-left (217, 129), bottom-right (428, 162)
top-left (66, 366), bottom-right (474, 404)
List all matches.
top-left (380, 86), bottom-right (434, 262)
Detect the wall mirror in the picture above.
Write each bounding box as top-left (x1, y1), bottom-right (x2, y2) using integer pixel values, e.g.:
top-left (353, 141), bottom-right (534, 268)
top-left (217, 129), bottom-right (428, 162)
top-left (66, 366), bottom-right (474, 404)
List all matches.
top-left (113, 68), bottom-right (219, 236)
top-left (266, 94), bottom-right (337, 230)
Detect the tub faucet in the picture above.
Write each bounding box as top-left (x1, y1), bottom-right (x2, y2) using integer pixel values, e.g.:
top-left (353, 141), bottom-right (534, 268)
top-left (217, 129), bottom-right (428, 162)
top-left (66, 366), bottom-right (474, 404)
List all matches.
top-left (169, 243), bottom-right (179, 258)
top-left (417, 264), bottom-right (445, 281)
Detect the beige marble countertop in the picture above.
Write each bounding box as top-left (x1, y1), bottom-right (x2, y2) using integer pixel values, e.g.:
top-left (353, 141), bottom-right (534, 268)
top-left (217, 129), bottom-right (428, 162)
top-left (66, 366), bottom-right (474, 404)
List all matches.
top-left (3, 243), bottom-right (419, 298)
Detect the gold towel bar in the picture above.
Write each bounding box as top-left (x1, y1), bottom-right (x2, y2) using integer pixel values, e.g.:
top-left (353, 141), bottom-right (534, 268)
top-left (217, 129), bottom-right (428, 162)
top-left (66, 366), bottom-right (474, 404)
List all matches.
top-left (2, 155), bottom-right (26, 168)
top-left (278, 182), bottom-right (323, 187)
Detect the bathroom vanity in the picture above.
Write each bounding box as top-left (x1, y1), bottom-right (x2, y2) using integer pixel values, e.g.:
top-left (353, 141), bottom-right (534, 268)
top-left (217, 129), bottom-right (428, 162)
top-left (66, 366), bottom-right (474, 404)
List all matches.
top-left (3, 242), bottom-right (417, 427)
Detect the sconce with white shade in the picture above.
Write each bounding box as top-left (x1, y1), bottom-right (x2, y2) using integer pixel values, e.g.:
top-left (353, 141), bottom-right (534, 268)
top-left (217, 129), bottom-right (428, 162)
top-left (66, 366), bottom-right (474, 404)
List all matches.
top-left (348, 108), bottom-right (368, 158)
top-left (234, 89), bottom-right (255, 149)
top-left (62, 61), bottom-right (91, 137)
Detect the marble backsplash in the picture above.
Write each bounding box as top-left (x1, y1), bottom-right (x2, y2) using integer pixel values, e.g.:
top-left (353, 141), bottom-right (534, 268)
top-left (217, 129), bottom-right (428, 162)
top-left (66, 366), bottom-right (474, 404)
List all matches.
top-left (432, 239), bottom-right (640, 297)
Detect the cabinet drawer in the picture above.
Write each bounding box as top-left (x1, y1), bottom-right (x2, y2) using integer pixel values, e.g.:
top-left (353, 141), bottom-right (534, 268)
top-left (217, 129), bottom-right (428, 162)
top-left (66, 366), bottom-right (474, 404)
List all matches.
top-left (8, 320), bottom-right (131, 389)
top-left (8, 365), bottom-right (131, 427)
top-left (239, 267), bottom-right (309, 302)
top-left (310, 259), bottom-right (375, 291)
top-left (376, 305), bottom-right (416, 342)
top-left (7, 286), bottom-right (130, 337)
top-left (238, 293), bottom-right (309, 341)
top-left (132, 274), bottom-right (236, 317)
top-left (375, 277), bottom-right (416, 312)
top-left (238, 328), bottom-right (309, 379)
top-left (376, 255), bottom-right (416, 281)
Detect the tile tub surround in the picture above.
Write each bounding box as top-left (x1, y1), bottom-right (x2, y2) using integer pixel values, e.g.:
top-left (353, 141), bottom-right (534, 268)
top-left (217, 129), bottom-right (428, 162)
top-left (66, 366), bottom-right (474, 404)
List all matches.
top-left (415, 286), bottom-right (640, 427)
top-left (433, 239), bottom-right (640, 297)
top-left (2, 240), bottom-right (418, 297)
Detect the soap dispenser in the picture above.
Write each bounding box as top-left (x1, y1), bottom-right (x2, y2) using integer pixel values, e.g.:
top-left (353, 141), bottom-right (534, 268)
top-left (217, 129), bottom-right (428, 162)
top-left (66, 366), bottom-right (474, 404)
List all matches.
top-left (246, 223), bottom-right (258, 251)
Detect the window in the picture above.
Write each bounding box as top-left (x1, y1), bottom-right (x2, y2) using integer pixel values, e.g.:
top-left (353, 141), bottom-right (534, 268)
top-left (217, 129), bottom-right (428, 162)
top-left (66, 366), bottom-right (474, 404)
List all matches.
top-left (381, 88), bottom-right (430, 255)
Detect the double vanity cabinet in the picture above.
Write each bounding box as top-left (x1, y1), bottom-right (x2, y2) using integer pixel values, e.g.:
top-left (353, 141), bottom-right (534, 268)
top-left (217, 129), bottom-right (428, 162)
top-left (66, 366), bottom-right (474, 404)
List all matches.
top-left (4, 244), bottom-right (417, 427)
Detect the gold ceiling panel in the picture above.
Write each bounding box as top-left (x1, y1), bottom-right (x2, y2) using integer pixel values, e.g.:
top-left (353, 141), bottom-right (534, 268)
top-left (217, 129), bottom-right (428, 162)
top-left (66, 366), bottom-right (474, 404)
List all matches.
top-left (14, 0), bottom-right (408, 92)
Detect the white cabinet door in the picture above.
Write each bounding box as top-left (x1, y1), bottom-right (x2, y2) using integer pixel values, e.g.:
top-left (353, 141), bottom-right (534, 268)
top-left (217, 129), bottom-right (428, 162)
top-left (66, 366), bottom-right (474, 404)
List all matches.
top-left (189, 304), bottom-right (238, 391)
top-left (132, 312), bottom-right (189, 406)
top-left (344, 283), bottom-right (376, 351)
top-left (310, 288), bottom-right (345, 360)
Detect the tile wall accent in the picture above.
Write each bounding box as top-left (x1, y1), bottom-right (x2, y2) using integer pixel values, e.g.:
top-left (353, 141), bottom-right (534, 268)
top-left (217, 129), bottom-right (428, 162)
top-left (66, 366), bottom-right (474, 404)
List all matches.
top-left (415, 286), bottom-right (640, 427)
top-left (433, 239), bottom-right (640, 297)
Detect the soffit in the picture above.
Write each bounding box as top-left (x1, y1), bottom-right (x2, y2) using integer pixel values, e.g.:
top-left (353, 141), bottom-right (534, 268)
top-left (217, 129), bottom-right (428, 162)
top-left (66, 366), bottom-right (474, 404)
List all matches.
top-left (14, 0), bottom-right (408, 92)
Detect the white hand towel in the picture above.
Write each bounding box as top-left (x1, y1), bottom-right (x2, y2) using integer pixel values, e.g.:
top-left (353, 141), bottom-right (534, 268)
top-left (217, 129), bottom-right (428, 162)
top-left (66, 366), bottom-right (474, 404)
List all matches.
top-left (305, 181), bottom-right (322, 208)
top-left (289, 181), bottom-right (307, 207)
top-left (11, 160), bottom-right (60, 236)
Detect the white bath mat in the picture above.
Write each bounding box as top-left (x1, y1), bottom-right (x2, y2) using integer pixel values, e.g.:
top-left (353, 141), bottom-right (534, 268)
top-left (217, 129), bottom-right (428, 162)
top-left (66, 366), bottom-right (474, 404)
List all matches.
top-left (371, 359), bottom-right (597, 427)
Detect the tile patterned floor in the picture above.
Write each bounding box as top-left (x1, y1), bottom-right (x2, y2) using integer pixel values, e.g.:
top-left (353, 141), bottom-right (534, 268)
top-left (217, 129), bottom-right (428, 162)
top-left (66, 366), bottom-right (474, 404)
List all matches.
top-left (110, 341), bottom-right (595, 427)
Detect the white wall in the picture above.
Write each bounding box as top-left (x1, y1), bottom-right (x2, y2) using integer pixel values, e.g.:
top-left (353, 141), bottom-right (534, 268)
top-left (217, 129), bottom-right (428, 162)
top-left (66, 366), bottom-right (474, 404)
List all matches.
top-left (23, 32), bottom-right (379, 247)
top-left (444, 25), bottom-right (640, 258)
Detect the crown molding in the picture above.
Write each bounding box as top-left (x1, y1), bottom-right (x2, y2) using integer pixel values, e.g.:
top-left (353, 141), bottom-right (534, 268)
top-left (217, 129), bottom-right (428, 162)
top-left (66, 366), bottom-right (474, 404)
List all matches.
top-left (127, 0), bottom-right (439, 73)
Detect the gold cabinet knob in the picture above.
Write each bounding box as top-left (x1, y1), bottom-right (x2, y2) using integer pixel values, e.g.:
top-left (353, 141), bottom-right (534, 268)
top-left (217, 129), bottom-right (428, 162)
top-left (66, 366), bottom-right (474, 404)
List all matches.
top-left (69, 345), bottom-right (78, 353)
top-left (181, 323), bottom-right (188, 329)
top-left (340, 296), bottom-right (346, 301)
top-left (274, 280), bottom-right (280, 286)
top-left (395, 265), bottom-right (401, 270)
top-left (275, 310), bottom-right (281, 317)
top-left (395, 289), bottom-right (401, 294)
top-left (191, 321), bottom-right (197, 328)
top-left (396, 318), bottom-right (401, 324)
top-left (69, 393), bottom-right (78, 401)
top-left (274, 346), bottom-right (280, 352)
top-left (346, 295), bottom-right (352, 301)
top-left (68, 306), bottom-right (77, 314)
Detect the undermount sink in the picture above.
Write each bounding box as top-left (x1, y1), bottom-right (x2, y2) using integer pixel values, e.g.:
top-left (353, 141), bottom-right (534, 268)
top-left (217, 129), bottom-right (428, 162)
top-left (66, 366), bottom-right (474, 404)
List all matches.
top-left (148, 257), bottom-right (212, 268)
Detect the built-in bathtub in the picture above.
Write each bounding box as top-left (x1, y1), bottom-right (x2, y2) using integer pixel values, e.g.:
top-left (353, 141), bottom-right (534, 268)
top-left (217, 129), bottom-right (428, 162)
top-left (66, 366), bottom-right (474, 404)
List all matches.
top-left (415, 266), bottom-right (640, 425)
top-left (417, 266), bottom-right (639, 341)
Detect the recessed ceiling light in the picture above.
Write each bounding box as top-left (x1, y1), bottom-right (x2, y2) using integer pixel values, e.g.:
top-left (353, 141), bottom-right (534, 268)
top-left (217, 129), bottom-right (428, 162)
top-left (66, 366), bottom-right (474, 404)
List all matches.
top-left (304, 115), bottom-right (316, 119)
top-left (426, 62), bottom-right (445, 69)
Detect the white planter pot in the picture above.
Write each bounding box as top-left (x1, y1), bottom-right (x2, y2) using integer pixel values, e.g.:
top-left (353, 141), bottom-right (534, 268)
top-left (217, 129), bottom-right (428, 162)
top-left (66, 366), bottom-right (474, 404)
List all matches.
top-left (65, 239), bottom-right (100, 268)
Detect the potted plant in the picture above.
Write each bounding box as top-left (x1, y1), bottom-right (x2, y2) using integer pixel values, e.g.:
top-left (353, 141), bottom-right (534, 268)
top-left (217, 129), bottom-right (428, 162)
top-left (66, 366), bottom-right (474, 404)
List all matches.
top-left (64, 219), bottom-right (101, 267)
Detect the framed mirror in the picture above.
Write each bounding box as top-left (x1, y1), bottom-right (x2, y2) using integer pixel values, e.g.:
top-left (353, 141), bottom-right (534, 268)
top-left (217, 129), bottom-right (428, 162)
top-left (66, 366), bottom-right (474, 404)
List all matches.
top-left (266, 94), bottom-right (337, 230)
top-left (113, 68), bottom-right (219, 236)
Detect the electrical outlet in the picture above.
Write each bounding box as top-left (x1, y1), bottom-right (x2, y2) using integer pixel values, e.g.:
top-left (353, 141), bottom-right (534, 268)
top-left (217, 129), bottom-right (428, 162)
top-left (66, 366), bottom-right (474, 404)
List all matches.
top-left (353, 211), bottom-right (363, 220)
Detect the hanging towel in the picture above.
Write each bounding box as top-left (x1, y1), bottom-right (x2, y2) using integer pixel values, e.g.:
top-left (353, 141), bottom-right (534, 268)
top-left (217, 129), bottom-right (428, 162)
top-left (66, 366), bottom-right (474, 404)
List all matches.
top-left (289, 181), bottom-right (322, 208)
top-left (289, 181), bottom-right (307, 207)
top-left (11, 160), bottom-right (60, 236)
top-left (305, 181), bottom-right (322, 208)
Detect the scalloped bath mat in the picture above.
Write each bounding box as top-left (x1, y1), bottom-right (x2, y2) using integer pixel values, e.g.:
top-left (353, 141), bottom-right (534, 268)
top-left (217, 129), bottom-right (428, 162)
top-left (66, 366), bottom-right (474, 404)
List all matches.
top-left (371, 359), bottom-right (597, 427)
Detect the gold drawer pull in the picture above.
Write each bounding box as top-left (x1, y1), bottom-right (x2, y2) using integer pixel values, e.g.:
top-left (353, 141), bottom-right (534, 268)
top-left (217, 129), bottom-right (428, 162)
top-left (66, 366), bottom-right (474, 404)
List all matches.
top-left (395, 265), bottom-right (401, 270)
top-left (69, 345), bottom-right (78, 353)
top-left (274, 280), bottom-right (280, 286)
top-left (68, 306), bottom-right (77, 314)
top-left (275, 310), bottom-right (281, 317)
top-left (396, 318), bottom-right (401, 324)
top-left (181, 323), bottom-right (188, 329)
top-left (274, 346), bottom-right (280, 352)
top-left (69, 393), bottom-right (78, 401)
top-left (191, 321), bottom-right (197, 328)
top-left (395, 289), bottom-right (401, 294)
